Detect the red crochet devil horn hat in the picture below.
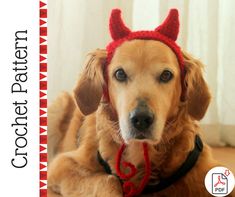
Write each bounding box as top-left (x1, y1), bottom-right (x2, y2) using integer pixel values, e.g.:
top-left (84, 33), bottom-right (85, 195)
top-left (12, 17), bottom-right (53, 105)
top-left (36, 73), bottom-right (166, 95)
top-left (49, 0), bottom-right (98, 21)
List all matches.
top-left (109, 8), bottom-right (179, 41)
top-left (106, 8), bottom-right (185, 101)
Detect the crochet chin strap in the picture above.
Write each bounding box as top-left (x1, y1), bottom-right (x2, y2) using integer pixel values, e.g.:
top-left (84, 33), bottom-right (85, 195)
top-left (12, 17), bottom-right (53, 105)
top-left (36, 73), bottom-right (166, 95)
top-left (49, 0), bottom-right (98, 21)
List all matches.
top-left (97, 135), bottom-right (203, 196)
top-left (115, 143), bottom-right (151, 197)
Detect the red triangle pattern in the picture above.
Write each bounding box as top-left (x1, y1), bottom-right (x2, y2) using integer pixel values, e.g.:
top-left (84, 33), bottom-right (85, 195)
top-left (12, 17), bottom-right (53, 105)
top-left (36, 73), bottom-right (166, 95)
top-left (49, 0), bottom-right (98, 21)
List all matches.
top-left (40, 109), bottom-right (46, 116)
top-left (40, 127), bottom-right (46, 134)
top-left (40, 55), bottom-right (46, 62)
top-left (40, 181), bottom-right (46, 188)
top-left (40, 1), bottom-right (46, 8)
top-left (40, 2), bottom-right (48, 195)
top-left (40, 73), bottom-right (46, 80)
top-left (40, 36), bottom-right (46, 44)
top-left (40, 163), bottom-right (46, 170)
top-left (40, 19), bottom-right (46, 26)
top-left (40, 145), bottom-right (46, 152)
top-left (40, 91), bottom-right (46, 98)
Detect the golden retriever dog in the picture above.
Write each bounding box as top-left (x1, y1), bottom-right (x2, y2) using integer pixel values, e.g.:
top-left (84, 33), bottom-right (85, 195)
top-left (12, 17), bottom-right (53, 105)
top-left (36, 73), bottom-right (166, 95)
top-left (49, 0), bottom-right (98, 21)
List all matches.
top-left (48, 9), bottom-right (234, 197)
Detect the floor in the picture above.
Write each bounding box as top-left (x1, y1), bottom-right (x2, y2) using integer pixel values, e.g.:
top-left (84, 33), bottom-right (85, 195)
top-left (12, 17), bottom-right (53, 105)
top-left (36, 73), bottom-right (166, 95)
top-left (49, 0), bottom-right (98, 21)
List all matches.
top-left (211, 147), bottom-right (235, 173)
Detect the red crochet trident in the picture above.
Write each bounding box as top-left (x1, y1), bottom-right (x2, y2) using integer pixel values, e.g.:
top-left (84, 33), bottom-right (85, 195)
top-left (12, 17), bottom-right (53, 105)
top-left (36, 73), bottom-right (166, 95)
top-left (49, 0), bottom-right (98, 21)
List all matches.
top-left (115, 143), bottom-right (151, 197)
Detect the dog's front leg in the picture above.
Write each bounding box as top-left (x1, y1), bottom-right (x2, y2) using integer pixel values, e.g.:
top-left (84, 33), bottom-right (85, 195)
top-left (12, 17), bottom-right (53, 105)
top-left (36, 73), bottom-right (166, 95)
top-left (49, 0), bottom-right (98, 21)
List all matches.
top-left (48, 152), bottom-right (123, 197)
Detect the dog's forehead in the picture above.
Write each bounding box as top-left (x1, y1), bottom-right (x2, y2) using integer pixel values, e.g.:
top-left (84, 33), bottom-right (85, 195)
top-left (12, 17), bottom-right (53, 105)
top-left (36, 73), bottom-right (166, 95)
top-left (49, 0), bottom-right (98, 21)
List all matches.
top-left (111, 40), bottom-right (179, 67)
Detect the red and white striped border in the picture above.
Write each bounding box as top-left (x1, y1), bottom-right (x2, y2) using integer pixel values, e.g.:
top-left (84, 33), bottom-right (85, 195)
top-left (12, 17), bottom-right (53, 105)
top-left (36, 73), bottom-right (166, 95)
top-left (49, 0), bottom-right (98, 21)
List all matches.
top-left (40, 0), bottom-right (47, 196)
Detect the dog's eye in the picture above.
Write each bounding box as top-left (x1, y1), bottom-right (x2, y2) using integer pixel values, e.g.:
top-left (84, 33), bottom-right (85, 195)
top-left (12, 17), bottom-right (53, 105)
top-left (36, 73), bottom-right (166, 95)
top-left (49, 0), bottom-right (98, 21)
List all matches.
top-left (159, 70), bottom-right (173, 83)
top-left (114, 68), bottom-right (127, 82)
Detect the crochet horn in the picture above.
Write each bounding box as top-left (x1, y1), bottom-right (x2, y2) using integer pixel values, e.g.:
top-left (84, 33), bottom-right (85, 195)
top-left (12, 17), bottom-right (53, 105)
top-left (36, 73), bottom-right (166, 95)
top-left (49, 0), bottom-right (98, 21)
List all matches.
top-left (155, 9), bottom-right (179, 41)
top-left (109, 9), bottom-right (131, 40)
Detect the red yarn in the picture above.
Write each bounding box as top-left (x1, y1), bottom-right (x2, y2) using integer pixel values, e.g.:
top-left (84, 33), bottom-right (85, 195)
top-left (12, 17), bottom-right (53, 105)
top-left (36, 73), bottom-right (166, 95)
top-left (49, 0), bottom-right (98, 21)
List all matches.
top-left (155, 9), bottom-right (179, 41)
top-left (115, 143), bottom-right (151, 197)
top-left (115, 143), bottom-right (137, 179)
top-left (106, 31), bottom-right (184, 73)
top-left (109, 9), bottom-right (131, 40)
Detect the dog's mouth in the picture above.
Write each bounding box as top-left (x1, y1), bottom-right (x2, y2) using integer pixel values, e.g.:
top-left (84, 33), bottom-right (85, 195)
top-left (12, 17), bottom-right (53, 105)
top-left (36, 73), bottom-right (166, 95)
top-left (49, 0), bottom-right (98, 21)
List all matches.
top-left (130, 127), bottom-right (155, 140)
top-left (135, 133), bottom-right (146, 140)
top-left (123, 130), bottom-right (158, 145)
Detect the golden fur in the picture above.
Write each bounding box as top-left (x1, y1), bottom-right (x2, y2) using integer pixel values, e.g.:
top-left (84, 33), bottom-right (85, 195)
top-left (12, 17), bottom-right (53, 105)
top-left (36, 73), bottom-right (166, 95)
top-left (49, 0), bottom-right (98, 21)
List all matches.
top-left (48, 40), bottom-right (234, 197)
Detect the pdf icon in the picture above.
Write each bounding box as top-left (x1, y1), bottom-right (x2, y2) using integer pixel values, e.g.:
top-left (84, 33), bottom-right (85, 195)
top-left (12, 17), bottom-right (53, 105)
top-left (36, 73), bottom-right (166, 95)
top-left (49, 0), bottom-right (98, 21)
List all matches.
top-left (212, 173), bottom-right (228, 194)
top-left (205, 166), bottom-right (235, 196)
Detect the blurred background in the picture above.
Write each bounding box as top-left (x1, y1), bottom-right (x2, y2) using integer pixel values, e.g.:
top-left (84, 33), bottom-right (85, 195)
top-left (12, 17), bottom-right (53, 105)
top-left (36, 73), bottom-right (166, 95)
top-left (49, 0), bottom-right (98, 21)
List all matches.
top-left (48, 0), bottom-right (235, 160)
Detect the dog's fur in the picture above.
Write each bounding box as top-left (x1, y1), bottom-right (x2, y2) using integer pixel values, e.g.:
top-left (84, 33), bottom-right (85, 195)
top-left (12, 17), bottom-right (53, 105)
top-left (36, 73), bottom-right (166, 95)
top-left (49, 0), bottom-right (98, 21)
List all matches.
top-left (48, 40), bottom-right (233, 197)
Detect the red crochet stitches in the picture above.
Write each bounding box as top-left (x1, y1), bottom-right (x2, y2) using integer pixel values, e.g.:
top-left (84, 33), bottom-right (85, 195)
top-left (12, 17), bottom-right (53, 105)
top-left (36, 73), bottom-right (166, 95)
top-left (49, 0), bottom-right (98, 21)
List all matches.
top-left (115, 144), bottom-right (137, 180)
top-left (106, 31), bottom-right (184, 74)
top-left (155, 9), bottom-right (179, 41)
top-left (115, 143), bottom-right (151, 197)
top-left (104, 8), bottom-right (185, 101)
top-left (109, 9), bottom-right (131, 40)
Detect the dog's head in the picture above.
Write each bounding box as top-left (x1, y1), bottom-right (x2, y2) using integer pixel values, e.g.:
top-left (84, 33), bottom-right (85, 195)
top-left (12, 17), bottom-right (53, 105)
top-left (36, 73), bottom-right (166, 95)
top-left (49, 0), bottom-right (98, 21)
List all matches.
top-left (74, 10), bottom-right (210, 144)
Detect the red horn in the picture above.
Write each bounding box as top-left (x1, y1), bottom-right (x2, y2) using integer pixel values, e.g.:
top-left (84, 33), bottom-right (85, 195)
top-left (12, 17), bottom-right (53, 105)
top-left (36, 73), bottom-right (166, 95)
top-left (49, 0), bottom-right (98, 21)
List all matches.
top-left (109, 9), bottom-right (131, 40)
top-left (155, 9), bottom-right (179, 41)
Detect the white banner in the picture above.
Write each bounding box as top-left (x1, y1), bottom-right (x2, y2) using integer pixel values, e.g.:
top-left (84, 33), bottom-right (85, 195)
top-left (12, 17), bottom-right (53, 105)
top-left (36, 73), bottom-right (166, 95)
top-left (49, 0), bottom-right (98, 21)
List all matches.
top-left (0, 0), bottom-right (40, 196)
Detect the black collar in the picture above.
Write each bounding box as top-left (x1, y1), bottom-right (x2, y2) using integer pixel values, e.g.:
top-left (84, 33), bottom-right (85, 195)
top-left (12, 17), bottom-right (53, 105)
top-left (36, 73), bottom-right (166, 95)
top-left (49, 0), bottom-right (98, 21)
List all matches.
top-left (97, 135), bottom-right (203, 194)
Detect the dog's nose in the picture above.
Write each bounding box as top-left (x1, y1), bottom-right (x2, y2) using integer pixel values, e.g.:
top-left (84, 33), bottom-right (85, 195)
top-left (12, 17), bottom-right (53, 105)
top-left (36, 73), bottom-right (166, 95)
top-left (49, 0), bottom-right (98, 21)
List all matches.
top-left (130, 108), bottom-right (154, 131)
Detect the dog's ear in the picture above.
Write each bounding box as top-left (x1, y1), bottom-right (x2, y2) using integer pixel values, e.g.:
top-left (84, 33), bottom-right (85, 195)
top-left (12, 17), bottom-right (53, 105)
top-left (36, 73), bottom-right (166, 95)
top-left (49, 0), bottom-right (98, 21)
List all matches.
top-left (182, 51), bottom-right (211, 120)
top-left (74, 49), bottom-right (107, 115)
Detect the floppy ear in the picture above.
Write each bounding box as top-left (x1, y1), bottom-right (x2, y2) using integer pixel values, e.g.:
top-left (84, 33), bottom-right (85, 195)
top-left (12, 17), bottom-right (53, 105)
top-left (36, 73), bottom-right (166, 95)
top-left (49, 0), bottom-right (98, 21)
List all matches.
top-left (182, 51), bottom-right (211, 120)
top-left (74, 49), bottom-right (107, 115)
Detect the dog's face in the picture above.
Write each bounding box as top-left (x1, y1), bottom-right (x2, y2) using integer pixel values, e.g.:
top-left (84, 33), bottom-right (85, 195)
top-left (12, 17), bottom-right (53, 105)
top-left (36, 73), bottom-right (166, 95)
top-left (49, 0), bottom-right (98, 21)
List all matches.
top-left (108, 40), bottom-right (181, 143)
top-left (74, 40), bottom-right (210, 144)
